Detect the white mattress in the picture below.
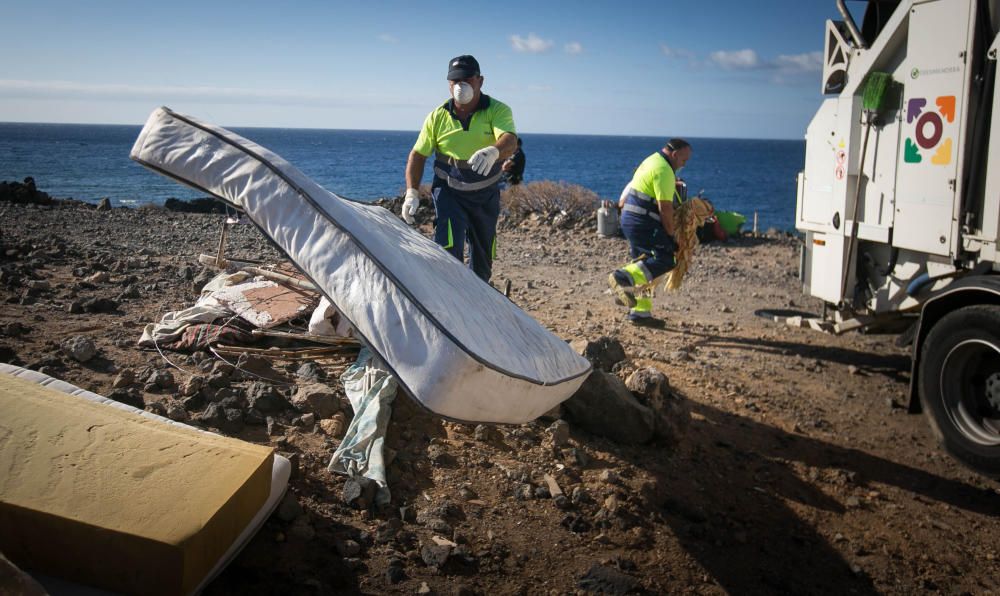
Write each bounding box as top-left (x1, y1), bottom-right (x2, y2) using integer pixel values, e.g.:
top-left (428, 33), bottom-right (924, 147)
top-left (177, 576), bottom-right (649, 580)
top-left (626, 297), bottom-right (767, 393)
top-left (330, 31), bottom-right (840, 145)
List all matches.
top-left (130, 107), bottom-right (591, 423)
top-left (0, 363), bottom-right (290, 595)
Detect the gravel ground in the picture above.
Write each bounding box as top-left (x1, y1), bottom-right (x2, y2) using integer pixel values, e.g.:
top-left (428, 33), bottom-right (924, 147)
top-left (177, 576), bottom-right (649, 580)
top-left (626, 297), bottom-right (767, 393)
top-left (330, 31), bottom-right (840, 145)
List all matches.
top-left (1, 200), bottom-right (998, 595)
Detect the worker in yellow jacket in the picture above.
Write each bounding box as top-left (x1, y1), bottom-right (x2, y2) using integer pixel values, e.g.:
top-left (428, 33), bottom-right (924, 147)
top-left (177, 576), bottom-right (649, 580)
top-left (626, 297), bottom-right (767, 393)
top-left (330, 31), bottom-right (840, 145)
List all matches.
top-left (401, 55), bottom-right (518, 283)
top-left (608, 139), bottom-right (692, 325)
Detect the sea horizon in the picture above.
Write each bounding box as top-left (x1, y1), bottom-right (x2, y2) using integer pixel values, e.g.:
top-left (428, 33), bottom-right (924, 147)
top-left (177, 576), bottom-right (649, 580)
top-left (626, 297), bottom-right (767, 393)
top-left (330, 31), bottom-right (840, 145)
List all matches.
top-left (0, 120), bottom-right (806, 143)
top-left (1, 122), bottom-right (806, 231)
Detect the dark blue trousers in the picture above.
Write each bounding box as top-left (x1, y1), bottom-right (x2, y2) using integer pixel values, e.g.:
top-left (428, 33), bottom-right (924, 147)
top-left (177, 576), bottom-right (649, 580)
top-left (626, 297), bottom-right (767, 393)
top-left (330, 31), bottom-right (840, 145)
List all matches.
top-left (620, 212), bottom-right (676, 280)
top-left (432, 182), bottom-right (500, 282)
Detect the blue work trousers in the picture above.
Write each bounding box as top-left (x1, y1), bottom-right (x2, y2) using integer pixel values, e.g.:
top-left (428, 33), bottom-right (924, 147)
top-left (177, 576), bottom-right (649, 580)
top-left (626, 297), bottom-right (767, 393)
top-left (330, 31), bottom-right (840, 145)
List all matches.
top-left (432, 181), bottom-right (500, 282)
top-left (620, 212), bottom-right (676, 280)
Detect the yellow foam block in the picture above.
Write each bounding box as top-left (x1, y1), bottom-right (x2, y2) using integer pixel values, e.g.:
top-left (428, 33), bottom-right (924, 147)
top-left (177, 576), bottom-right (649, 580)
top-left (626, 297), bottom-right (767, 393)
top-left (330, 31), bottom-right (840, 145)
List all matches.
top-left (0, 373), bottom-right (274, 595)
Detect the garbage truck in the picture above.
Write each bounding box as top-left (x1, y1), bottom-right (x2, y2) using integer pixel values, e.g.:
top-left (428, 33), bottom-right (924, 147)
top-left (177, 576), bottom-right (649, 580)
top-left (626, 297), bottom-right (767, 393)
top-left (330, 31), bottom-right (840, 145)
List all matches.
top-left (796, 0), bottom-right (1000, 475)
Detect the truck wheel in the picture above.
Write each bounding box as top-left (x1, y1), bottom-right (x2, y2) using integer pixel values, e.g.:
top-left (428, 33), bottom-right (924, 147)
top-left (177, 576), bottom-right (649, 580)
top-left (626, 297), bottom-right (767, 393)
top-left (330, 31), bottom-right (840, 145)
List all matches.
top-left (918, 305), bottom-right (1000, 477)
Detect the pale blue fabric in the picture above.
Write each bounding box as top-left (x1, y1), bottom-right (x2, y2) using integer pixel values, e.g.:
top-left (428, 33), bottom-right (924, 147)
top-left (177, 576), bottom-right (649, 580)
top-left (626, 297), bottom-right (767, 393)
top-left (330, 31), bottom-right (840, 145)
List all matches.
top-left (327, 347), bottom-right (397, 506)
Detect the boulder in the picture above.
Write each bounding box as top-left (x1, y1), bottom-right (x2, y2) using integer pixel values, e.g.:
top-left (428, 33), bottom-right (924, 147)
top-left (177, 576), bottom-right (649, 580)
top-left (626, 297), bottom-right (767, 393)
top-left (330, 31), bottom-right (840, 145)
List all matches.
top-left (625, 367), bottom-right (690, 443)
top-left (291, 383), bottom-right (340, 419)
top-left (562, 370), bottom-right (655, 444)
top-left (570, 336), bottom-right (626, 371)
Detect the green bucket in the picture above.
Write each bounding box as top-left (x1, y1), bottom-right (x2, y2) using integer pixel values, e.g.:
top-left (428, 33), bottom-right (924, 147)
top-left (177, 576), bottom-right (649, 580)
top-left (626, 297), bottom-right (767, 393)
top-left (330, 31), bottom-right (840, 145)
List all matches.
top-left (714, 210), bottom-right (746, 236)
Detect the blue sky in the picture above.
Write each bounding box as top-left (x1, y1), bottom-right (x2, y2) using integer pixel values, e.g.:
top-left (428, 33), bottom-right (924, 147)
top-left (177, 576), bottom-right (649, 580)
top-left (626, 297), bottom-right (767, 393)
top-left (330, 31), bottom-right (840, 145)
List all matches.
top-left (0, 0), bottom-right (849, 139)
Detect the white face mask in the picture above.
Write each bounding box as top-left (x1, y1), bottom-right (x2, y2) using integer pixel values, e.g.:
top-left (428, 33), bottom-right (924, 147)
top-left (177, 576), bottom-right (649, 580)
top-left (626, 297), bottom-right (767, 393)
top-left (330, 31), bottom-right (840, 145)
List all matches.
top-left (452, 82), bottom-right (475, 105)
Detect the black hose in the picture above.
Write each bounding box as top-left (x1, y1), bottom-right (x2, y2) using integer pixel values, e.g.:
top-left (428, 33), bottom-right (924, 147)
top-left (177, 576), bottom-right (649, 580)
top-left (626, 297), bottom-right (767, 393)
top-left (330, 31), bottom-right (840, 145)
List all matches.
top-left (960, 0), bottom-right (997, 230)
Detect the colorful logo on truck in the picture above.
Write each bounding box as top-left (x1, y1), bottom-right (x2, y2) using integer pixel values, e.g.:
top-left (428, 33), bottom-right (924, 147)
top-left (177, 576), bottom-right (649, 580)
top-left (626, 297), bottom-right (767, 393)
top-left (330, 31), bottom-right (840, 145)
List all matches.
top-left (904, 95), bottom-right (955, 165)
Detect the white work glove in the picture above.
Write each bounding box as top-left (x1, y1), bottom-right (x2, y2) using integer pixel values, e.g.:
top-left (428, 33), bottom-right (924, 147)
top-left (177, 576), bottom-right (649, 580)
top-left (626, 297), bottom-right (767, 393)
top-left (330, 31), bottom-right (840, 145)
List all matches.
top-left (468, 146), bottom-right (500, 176)
top-left (402, 188), bottom-right (419, 225)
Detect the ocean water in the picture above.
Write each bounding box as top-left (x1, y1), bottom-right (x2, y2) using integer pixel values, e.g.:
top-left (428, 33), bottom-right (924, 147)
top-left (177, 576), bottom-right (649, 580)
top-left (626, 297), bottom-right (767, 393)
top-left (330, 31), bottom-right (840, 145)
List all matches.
top-left (0, 122), bottom-right (804, 231)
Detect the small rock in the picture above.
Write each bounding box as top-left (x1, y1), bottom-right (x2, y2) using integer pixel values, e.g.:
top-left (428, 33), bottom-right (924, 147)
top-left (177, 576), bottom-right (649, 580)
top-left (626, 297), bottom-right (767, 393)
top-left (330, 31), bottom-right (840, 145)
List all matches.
top-left (296, 361), bottom-right (325, 382)
top-left (107, 388), bottom-right (144, 410)
top-left (426, 443), bottom-right (452, 466)
top-left (578, 564), bottom-right (640, 594)
top-left (548, 420), bottom-right (571, 447)
top-left (206, 371), bottom-right (231, 389)
top-left (244, 408), bottom-right (266, 426)
top-left (25, 280), bottom-right (50, 291)
top-left (343, 476), bottom-right (377, 509)
top-left (266, 416), bottom-right (287, 437)
top-left (182, 393), bottom-right (205, 412)
top-left (318, 412), bottom-right (347, 437)
top-left (567, 447), bottom-right (590, 467)
top-left (221, 408), bottom-right (244, 434)
top-left (81, 297), bottom-right (118, 313)
top-left (147, 369), bottom-right (175, 390)
top-left (473, 424), bottom-right (491, 442)
top-left (385, 564), bottom-right (406, 584)
top-left (335, 538), bottom-right (361, 558)
top-left (179, 375), bottom-right (204, 397)
top-left (62, 336), bottom-right (96, 363)
top-left (291, 383), bottom-right (340, 418)
top-left (165, 402), bottom-right (189, 422)
top-left (420, 543), bottom-right (451, 569)
top-left (111, 369), bottom-right (135, 389)
top-left (246, 382), bottom-right (288, 413)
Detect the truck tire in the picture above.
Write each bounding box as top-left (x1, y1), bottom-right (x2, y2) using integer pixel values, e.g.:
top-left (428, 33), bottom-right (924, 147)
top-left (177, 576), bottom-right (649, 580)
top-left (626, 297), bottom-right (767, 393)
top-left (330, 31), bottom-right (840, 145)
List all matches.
top-left (918, 305), bottom-right (1000, 477)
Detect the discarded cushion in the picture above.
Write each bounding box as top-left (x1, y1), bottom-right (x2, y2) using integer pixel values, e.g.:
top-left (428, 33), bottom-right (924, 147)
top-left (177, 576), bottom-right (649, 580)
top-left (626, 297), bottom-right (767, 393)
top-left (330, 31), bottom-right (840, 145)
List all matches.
top-left (0, 363), bottom-right (287, 596)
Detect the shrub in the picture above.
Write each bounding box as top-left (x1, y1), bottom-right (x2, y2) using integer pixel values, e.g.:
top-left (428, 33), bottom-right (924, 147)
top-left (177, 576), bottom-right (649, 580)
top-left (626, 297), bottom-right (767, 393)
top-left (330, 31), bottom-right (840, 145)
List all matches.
top-left (501, 181), bottom-right (599, 222)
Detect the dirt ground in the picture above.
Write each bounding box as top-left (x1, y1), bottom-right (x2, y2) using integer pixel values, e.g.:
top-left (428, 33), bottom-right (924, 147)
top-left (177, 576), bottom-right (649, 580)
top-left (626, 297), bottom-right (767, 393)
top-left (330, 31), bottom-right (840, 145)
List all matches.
top-left (1, 201), bottom-right (998, 595)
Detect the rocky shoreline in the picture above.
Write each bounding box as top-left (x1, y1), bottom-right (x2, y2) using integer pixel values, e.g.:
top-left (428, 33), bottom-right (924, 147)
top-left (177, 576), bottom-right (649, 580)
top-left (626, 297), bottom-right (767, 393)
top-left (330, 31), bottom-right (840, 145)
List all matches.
top-left (1, 195), bottom-right (999, 595)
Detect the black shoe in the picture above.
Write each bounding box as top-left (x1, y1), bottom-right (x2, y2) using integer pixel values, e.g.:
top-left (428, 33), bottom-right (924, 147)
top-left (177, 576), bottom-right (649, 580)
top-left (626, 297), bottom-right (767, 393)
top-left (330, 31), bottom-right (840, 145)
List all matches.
top-left (628, 313), bottom-right (664, 328)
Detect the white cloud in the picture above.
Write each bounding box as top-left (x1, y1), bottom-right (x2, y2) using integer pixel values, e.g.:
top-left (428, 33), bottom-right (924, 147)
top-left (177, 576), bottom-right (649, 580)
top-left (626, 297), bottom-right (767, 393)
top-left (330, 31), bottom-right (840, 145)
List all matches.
top-left (377, 33), bottom-right (398, 44)
top-left (564, 42), bottom-right (583, 55)
top-left (709, 49), bottom-right (762, 70)
top-left (510, 33), bottom-right (554, 54)
top-left (773, 51), bottom-right (823, 73)
top-left (660, 43), bottom-right (695, 60)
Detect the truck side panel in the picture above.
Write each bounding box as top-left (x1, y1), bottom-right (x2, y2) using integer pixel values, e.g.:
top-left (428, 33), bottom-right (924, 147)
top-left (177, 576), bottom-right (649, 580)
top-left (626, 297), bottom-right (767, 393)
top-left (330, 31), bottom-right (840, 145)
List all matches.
top-left (893, 0), bottom-right (975, 257)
